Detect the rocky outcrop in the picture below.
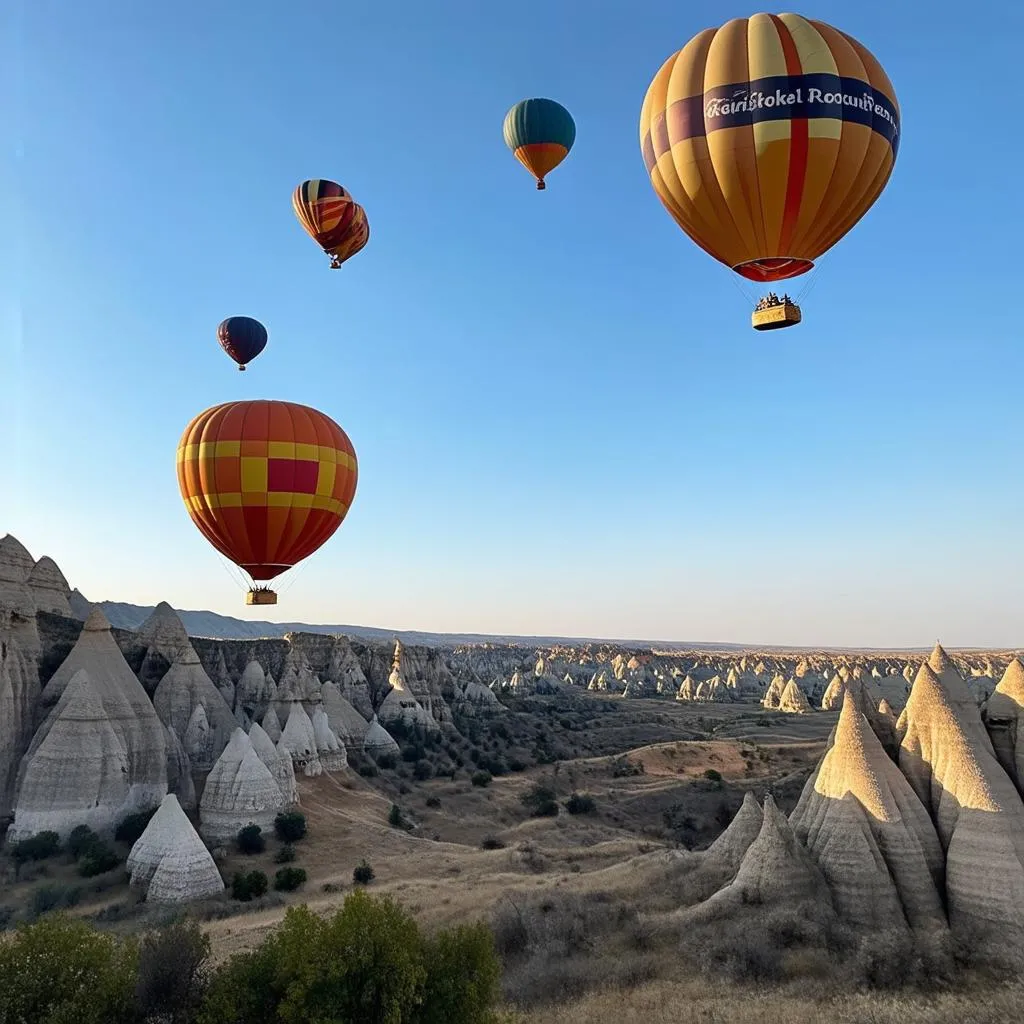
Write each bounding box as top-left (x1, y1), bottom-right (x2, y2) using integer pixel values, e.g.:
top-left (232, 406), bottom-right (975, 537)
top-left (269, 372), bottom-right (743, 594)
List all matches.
top-left (364, 714), bottom-right (400, 759)
top-left (199, 728), bottom-right (286, 843)
top-left (762, 675), bottom-right (785, 710)
top-left (982, 658), bottom-right (1024, 794)
top-left (791, 693), bottom-right (946, 931)
top-left (261, 706), bottom-right (283, 742)
top-left (0, 639), bottom-right (41, 819)
top-left (235, 660), bottom-right (276, 719)
top-left (128, 794), bottom-right (224, 902)
top-left (34, 608), bottom-right (166, 810)
top-left (899, 658), bottom-right (1024, 952)
top-left (26, 557), bottom-right (72, 617)
top-left (249, 722), bottom-right (298, 805)
top-left (278, 701), bottom-right (323, 777)
top-left (779, 678), bottom-right (812, 714)
top-left (321, 682), bottom-right (369, 747)
top-left (152, 648), bottom-right (235, 771)
top-left (9, 670), bottom-right (131, 840)
top-left (312, 706), bottom-right (347, 771)
top-left (378, 666), bottom-right (438, 734)
top-left (164, 724), bottom-right (196, 810)
top-left (705, 790), bottom-right (763, 873)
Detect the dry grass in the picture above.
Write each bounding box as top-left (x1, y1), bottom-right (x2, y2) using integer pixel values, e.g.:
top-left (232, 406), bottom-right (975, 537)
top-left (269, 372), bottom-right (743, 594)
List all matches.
top-left (516, 978), bottom-right (1024, 1024)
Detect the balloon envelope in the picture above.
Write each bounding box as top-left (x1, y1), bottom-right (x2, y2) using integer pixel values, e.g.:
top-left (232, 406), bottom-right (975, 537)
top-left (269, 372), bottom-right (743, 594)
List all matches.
top-left (503, 98), bottom-right (576, 189)
top-left (292, 179), bottom-right (369, 268)
top-left (639, 13), bottom-right (899, 282)
top-left (216, 316), bottom-right (268, 370)
top-left (176, 400), bottom-right (358, 582)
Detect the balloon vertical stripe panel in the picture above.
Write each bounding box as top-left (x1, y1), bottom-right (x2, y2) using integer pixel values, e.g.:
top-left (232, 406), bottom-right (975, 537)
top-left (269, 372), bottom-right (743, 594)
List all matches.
top-left (503, 98), bottom-right (576, 189)
top-left (176, 400), bottom-right (357, 581)
top-left (639, 13), bottom-right (899, 283)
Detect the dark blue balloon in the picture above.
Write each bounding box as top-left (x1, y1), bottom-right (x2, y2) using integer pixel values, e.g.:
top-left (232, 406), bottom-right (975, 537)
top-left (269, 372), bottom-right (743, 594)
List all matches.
top-left (217, 316), bottom-right (268, 370)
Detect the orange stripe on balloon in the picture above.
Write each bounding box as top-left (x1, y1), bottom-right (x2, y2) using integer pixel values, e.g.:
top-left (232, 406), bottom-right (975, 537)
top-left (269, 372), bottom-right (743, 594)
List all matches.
top-left (772, 15), bottom-right (808, 257)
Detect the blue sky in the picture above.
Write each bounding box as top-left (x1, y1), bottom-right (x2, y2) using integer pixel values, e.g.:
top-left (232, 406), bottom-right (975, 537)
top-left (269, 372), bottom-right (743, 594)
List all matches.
top-left (3, 1), bottom-right (1023, 648)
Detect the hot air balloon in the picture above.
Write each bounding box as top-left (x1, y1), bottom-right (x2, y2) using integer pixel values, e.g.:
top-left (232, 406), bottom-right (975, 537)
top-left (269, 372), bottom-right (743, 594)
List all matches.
top-left (216, 316), bottom-right (268, 371)
top-left (638, 14), bottom-right (900, 330)
top-left (292, 179), bottom-right (369, 269)
top-left (176, 400), bottom-right (358, 605)
top-left (503, 98), bottom-right (576, 190)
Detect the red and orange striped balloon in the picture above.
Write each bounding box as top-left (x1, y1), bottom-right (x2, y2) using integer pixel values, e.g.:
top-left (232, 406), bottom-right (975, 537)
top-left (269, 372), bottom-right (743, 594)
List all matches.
top-left (292, 179), bottom-right (369, 269)
top-left (176, 400), bottom-right (357, 582)
top-left (639, 13), bottom-right (900, 283)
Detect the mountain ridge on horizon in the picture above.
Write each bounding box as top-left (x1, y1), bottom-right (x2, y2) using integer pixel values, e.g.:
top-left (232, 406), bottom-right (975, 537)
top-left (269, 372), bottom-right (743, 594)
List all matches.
top-left (85, 596), bottom-right (966, 654)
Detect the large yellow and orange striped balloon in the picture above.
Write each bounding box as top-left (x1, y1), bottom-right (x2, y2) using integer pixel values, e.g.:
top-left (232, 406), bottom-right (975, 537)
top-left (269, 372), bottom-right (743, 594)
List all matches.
top-left (639, 13), bottom-right (900, 283)
top-left (176, 400), bottom-right (357, 586)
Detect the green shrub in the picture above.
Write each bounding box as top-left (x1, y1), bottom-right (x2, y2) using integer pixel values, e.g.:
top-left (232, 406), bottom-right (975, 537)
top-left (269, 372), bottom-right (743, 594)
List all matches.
top-left (426, 796), bottom-right (442, 809)
top-left (358, 762), bottom-right (379, 778)
top-left (10, 831), bottom-right (61, 865)
top-left (521, 784), bottom-right (559, 818)
top-left (413, 759), bottom-right (434, 781)
top-left (135, 919), bottom-right (210, 1024)
top-left (470, 770), bottom-right (492, 788)
top-left (78, 841), bottom-right (121, 878)
top-left (704, 768), bottom-right (724, 783)
top-left (0, 915), bottom-right (138, 1024)
top-left (273, 867), bottom-right (307, 892)
top-left (198, 890), bottom-right (502, 1024)
top-left (114, 809), bottom-right (157, 845)
top-left (375, 753), bottom-right (397, 770)
top-left (236, 824), bottom-right (265, 855)
top-left (353, 860), bottom-right (375, 885)
top-left (566, 792), bottom-right (597, 815)
top-left (68, 825), bottom-right (100, 860)
top-left (388, 804), bottom-right (404, 828)
top-left (481, 836), bottom-right (506, 850)
top-left (275, 844), bottom-right (297, 864)
top-left (231, 871), bottom-right (269, 902)
top-left (30, 883), bottom-right (82, 918)
top-left (273, 811), bottom-right (307, 843)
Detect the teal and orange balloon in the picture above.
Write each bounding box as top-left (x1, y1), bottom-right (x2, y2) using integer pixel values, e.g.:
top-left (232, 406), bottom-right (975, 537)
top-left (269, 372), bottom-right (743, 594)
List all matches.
top-left (503, 98), bottom-right (576, 190)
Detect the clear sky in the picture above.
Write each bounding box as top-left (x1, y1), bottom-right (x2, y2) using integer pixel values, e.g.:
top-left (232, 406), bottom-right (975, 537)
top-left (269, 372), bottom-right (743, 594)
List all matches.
top-left (3, 1), bottom-right (1023, 649)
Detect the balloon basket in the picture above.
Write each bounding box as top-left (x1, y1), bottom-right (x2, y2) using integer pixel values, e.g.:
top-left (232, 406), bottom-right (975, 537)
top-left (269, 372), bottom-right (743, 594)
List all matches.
top-left (752, 301), bottom-right (802, 331)
top-left (246, 588), bottom-right (278, 606)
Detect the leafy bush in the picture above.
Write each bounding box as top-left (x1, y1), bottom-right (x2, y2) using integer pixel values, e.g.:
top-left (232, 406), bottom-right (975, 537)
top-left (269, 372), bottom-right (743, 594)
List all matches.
top-left (353, 860), bottom-right (375, 885)
top-left (273, 867), bottom-right (307, 892)
top-left (0, 915), bottom-right (138, 1024)
top-left (426, 796), bottom-right (442, 809)
top-left (114, 809), bottom-right (157, 845)
top-left (135, 919), bottom-right (210, 1024)
top-left (375, 753), bottom-right (398, 770)
top-left (78, 840), bottom-right (121, 878)
top-left (704, 768), bottom-right (724, 784)
top-left (199, 890), bottom-right (501, 1024)
top-left (521, 784), bottom-right (559, 818)
top-left (388, 804), bottom-right (404, 829)
top-left (236, 824), bottom-right (266, 855)
top-left (481, 836), bottom-right (506, 850)
top-left (10, 831), bottom-right (61, 866)
top-left (413, 759), bottom-right (434, 781)
top-left (358, 762), bottom-right (379, 778)
top-left (274, 844), bottom-right (297, 864)
top-left (273, 811), bottom-right (307, 843)
top-left (68, 825), bottom-right (100, 860)
top-left (31, 883), bottom-right (82, 918)
top-left (471, 770), bottom-right (492, 788)
top-left (231, 871), bottom-right (269, 902)
top-left (566, 792), bottom-right (597, 815)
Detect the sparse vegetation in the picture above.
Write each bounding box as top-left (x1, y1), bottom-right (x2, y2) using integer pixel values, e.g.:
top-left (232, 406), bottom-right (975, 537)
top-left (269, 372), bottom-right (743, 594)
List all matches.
top-left (114, 808), bottom-right (157, 845)
top-left (353, 859), bottom-right (375, 885)
top-left (565, 793), bottom-right (597, 815)
top-left (236, 824), bottom-right (266, 855)
top-left (230, 871), bottom-right (269, 902)
top-left (273, 810), bottom-right (307, 843)
top-left (273, 867), bottom-right (307, 892)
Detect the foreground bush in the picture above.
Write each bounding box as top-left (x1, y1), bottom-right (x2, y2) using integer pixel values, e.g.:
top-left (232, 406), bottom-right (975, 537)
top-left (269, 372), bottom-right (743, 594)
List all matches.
top-left (199, 889), bottom-right (501, 1024)
top-left (0, 915), bottom-right (138, 1024)
top-left (135, 919), bottom-right (211, 1024)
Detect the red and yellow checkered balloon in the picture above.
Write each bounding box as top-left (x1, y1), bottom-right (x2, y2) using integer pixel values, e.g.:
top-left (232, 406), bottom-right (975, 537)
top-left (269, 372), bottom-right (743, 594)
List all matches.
top-left (176, 400), bottom-right (358, 581)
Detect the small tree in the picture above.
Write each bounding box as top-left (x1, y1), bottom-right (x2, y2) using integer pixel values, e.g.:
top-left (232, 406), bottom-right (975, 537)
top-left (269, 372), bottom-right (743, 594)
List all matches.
top-left (470, 770), bottom-right (492, 788)
top-left (114, 809), bottom-right (158, 845)
top-left (353, 860), bottom-right (375, 885)
top-left (236, 824), bottom-right (266, 855)
top-left (273, 867), bottom-right (307, 892)
top-left (273, 811), bottom-right (307, 843)
top-left (68, 825), bottom-right (100, 860)
top-left (78, 841), bottom-right (121, 878)
top-left (231, 871), bottom-right (269, 902)
top-left (521, 783), bottom-right (558, 818)
top-left (388, 804), bottom-right (404, 829)
top-left (566, 792), bottom-right (597, 815)
top-left (0, 915), bottom-right (138, 1024)
top-left (135, 919), bottom-right (210, 1024)
top-left (274, 844), bottom-right (297, 864)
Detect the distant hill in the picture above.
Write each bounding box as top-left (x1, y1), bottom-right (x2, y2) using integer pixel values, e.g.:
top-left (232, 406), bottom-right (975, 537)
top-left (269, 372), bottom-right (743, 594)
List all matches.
top-left (90, 599), bottom-right (751, 650)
